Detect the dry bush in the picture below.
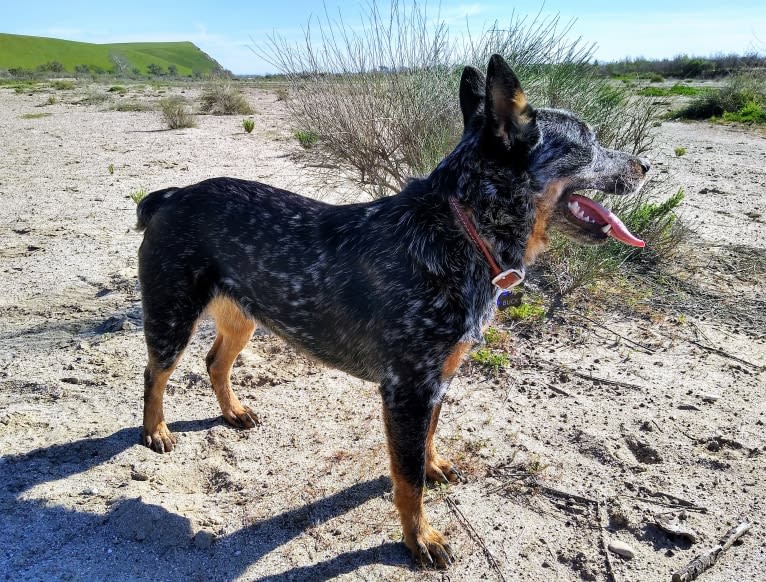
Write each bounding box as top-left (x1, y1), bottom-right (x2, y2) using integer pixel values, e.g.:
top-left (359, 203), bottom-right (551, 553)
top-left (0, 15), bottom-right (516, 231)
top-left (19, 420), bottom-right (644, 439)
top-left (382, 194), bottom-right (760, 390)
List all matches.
top-left (261, 3), bottom-right (661, 199)
top-left (200, 79), bottom-right (253, 115)
top-left (160, 97), bottom-right (196, 129)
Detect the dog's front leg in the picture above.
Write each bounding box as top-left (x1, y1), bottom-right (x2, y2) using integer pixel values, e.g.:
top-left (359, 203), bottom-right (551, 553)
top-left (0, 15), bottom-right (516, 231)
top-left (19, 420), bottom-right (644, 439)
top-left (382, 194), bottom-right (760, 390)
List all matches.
top-left (381, 380), bottom-right (454, 568)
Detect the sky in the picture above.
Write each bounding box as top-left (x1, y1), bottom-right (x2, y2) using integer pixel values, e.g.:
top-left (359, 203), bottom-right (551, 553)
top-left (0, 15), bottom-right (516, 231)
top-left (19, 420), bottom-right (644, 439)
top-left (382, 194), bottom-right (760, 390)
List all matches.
top-left (2, 1), bottom-right (765, 74)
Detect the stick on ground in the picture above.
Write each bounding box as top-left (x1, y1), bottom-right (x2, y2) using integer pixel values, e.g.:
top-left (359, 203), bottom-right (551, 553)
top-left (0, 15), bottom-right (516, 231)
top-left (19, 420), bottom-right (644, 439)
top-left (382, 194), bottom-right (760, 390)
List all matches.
top-left (671, 519), bottom-right (752, 582)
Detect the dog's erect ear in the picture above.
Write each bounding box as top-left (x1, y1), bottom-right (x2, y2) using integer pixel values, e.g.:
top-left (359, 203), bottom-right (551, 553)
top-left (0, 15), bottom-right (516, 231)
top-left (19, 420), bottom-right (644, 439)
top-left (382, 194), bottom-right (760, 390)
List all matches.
top-left (459, 66), bottom-right (485, 130)
top-left (484, 54), bottom-right (537, 148)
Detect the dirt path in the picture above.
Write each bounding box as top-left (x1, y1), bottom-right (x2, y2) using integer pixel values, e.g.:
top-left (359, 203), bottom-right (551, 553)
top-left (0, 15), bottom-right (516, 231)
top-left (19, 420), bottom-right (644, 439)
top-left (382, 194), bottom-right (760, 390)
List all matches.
top-left (1, 85), bottom-right (764, 581)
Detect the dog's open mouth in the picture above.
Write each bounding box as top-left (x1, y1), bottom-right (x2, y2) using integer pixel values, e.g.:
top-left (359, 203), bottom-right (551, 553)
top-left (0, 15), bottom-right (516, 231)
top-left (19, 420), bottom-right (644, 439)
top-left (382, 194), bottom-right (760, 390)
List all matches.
top-left (565, 193), bottom-right (645, 247)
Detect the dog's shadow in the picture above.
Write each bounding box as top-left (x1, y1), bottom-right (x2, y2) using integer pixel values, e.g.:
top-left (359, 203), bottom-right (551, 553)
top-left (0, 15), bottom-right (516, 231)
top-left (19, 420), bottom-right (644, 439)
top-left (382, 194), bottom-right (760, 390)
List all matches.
top-left (0, 423), bottom-right (410, 580)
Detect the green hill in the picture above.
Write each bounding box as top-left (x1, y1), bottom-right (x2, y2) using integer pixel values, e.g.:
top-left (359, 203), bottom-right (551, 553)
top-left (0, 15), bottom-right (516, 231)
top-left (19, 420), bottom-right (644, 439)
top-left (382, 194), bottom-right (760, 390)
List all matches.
top-left (0, 33), bottom-right (223, 76)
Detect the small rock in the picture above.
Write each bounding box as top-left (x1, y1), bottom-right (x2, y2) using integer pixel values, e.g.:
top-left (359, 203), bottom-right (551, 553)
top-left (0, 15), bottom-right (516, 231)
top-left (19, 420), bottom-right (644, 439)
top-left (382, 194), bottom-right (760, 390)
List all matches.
top-left (131, 469), bottom-right (149, 482)
top-left (120, 320), bottom-right (137, 331)
top-left (193, 530), bottom-right (215, 549)
top-left (607, 540), bottom-right (635, 559)
top-left (83, 486), bottom-right (99, 496)
top-left (701, 393), bottom-right (720, 403)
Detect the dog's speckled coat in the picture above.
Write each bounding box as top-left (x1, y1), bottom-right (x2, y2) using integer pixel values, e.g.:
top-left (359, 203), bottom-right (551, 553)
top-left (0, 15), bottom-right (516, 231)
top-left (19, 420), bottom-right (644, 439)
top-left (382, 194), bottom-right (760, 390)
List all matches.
top-left (136, 55), bottom-right (648, 566)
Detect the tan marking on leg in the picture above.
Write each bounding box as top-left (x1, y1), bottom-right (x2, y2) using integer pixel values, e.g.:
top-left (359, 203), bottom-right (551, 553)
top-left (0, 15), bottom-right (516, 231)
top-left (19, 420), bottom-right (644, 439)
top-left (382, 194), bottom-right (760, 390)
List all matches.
top-left (206, 296), bottom-right (259, 428)
top-left (142, 353), bottom-right (181, 453)
top-left (523, 178), bottom-right (569, 265)
top-left (425, 403), bottom-right (461, 484)
top-left (441, 342), bottom-right (472, 382)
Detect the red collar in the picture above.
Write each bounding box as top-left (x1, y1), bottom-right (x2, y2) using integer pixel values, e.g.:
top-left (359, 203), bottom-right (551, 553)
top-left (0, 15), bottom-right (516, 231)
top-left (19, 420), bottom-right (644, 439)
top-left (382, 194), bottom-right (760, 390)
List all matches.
top-left (448, 196), bottom-right (525, 290)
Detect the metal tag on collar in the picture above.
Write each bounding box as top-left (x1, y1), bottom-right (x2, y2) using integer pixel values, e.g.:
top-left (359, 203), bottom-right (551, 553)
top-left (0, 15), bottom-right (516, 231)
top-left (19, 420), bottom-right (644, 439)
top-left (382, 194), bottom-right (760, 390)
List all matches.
top-left (493, 268), bottom-right (525, 310)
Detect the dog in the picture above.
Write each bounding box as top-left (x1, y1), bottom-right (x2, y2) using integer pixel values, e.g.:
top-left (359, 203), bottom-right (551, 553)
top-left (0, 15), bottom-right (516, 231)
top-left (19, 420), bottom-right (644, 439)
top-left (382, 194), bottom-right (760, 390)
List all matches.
top-left (135, 54), bottom-right (649, 567)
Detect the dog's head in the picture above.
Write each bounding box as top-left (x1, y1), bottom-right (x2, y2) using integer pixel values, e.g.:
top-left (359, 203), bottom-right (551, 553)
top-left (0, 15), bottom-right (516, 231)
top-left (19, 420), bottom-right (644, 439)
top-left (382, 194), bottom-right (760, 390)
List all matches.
top-left (459, 55), bottom-right (650, 265)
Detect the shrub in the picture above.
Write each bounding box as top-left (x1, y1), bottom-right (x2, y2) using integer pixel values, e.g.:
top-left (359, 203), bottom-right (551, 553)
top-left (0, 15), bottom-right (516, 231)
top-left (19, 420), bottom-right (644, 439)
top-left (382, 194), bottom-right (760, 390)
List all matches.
top-left (111, 101), bottom-right (152, 112)
top-left (275, 88), bottom-right (288, 101)
top-left (242, 118), bottom-right (255, 133)
top-left (160, 97), bottom-right (196, 129)
top-left (722, 101), bottom-right (766, 123)
top-left (52, 80), bottom-right (74, 90)
top-left (261, 3), bottom-right (661, 199)
top-left (672, 73), bottom-right (766, 120)
top-left (200, 79), bottom-right (253, 115)
top-left (108, 85), bottom-right (127, 94)
top-left (674, 147), bottom-right (687, 156)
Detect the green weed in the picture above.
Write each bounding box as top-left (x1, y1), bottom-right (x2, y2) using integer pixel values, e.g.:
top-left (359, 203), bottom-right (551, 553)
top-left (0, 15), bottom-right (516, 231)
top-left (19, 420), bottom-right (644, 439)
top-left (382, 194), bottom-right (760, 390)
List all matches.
top-left (108, 163), bottom-right (115, 175)
top-left (470, 348), bottom-right (509, 374)
top-left (20, 112), bottom-right (51, 119)
top-left (639, 84), bottom-right (702, 97)
top-left (108, 85), bottom-right (127, 94)
top-left (242, 118), bottom-right (255, 133)
top-left (504, 301), bottom-right (546, 322)
top-left (674, 147), bottom-right (687, 156)
top-left (129, 187), bottom-right (148, 204)
top-left (294, 129), bottom-right (319, 149)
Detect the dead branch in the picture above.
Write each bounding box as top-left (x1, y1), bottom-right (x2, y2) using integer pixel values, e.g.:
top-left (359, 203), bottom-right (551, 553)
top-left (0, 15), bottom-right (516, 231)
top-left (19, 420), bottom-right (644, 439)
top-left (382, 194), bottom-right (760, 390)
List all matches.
top-left (671, 520), bottom-right (752, 582)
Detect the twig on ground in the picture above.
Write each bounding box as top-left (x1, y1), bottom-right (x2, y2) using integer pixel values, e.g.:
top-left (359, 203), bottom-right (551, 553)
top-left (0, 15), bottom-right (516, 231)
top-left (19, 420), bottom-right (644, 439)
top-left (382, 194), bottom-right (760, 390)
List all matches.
top-left (671, 519), bottom-right (752, 582)
top-left (534, 358), bottom-right (646, 392)
top-left (445, 496), bottom-right (506, 582)
top-left (546, 383), bottom-right (574, 397)
top-left (598, 498), bottom-right (619, 582)
top-left (571, 312), bottom-right (656, 354)
top-left (658, 330), bottom-right (761, 370)
top-left (623, 487), bottom-right (707, 513)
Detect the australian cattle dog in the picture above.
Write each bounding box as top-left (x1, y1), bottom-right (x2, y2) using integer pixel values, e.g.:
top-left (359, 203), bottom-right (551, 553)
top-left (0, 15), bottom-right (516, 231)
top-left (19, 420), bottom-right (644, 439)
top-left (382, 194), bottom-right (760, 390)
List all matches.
top-left (136, 54), bottom-right (649, 567)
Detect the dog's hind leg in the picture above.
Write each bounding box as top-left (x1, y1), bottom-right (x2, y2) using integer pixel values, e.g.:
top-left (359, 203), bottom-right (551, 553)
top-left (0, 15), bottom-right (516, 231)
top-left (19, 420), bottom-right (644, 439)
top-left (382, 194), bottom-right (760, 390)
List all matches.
top-left (205, 296), bottom-right (259, 429)
top-left (381, 378), bottom-right (454, 568)
top-left (142, 315), bottom-right (198, 453)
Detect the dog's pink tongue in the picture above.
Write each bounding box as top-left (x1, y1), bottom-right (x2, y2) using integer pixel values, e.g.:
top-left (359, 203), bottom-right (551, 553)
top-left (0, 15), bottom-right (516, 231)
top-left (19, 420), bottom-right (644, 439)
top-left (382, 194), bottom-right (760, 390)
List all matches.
top-left (569, 194), bottom-right (645, 248)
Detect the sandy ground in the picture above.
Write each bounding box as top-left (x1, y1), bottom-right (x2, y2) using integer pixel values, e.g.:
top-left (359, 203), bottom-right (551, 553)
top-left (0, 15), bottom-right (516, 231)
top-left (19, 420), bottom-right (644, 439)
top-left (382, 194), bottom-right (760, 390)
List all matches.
top-left (0, 84), bottom-right (764, 582)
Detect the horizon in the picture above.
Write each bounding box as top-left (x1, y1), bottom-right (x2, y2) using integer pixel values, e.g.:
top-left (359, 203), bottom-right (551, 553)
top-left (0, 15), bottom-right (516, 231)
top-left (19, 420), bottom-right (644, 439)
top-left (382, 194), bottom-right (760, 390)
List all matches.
top-left (2, 1), bottom-right (765, 75)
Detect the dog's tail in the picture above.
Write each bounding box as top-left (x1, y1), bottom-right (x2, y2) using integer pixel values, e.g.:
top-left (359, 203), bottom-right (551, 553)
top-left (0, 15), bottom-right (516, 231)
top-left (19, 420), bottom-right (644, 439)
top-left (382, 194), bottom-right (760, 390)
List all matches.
top-left (136, 187), bottom-right (179, 231)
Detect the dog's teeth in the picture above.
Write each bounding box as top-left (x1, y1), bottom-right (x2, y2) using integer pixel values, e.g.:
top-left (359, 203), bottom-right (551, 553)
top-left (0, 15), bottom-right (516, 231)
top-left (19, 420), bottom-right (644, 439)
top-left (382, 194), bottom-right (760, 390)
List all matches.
top-left (601, 224), bottom-right (612, 234)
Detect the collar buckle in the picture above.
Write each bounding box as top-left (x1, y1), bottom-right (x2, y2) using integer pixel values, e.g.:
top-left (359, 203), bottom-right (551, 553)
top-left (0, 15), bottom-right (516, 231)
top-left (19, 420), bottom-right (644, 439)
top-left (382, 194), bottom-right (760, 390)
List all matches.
top-left (492, 268), bottom-right (525, 290)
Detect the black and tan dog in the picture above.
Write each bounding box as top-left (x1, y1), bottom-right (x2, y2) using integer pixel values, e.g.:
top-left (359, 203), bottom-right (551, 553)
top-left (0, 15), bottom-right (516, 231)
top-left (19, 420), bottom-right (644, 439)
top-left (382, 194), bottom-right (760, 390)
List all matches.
top-left (136, 54), bottom-right (648, 567)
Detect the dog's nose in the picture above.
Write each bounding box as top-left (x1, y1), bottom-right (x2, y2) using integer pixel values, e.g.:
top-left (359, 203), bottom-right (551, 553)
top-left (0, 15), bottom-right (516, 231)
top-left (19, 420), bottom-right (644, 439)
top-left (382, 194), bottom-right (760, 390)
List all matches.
top-left (639, 158), bottom-right (651, 173)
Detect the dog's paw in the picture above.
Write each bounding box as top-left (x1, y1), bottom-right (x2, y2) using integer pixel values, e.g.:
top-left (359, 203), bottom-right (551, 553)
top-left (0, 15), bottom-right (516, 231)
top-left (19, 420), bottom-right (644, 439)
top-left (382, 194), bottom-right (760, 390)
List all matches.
top-left (222, 404), bottom-right (260, 429)
top-left (142, 422), bottom-right (177, 453)
top-left (406, 526), bottom-right (455, 569)
top-left (426, 456), bottom-right (463, 484)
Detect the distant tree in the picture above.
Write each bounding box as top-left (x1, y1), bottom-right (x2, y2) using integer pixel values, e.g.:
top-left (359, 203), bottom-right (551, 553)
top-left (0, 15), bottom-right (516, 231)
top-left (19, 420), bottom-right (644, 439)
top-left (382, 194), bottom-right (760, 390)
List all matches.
top-left (38, 61), bottom-right (64, 73)
top-left (131, 66), bottom-right (141, 77)
top-left (167, 64), bottom-right (178, 77)
top-left (147, 63), bottom-right (164, 76)
top-left (74, 64), bottom-right (90, 76)
top-left (109, 52), bottom-right (129, 76)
